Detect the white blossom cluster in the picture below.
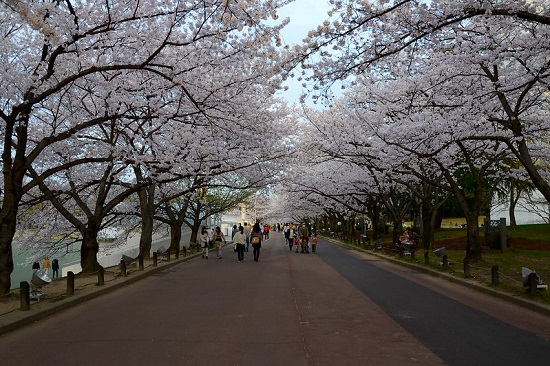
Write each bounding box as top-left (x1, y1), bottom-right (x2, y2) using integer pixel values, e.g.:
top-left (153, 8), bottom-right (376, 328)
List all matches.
top-left (0, 0), bottom-right (296, 279)
top-left (276, 0), bottom-right (549, 254)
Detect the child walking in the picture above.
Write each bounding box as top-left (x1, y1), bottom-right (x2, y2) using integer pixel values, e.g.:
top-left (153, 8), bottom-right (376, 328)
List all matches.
top-left (311, 233), bottom-right (318, 253)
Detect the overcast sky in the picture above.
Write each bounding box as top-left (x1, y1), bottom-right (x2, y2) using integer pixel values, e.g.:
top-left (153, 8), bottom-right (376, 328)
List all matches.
top-left (274, 1), bottom-right (334, 106)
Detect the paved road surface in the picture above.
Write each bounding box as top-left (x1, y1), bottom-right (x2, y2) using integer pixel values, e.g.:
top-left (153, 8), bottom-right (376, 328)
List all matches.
top-left (1, 234), bottom-right (549, 365)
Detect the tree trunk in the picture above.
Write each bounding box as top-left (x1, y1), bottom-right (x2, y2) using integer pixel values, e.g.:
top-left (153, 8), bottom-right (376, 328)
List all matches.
top-left (170, 222), bottom-right (183, 253)
top-left (417, 184), bottom-right (448, 252)
top-left (80, 229), bottom-right (100, 273)
top-left (370, 205), bottom-right (380, 239)
top-left (138, 185), bottom-right (155, 259)
top-left (0, 223), bottom-right (16, 294)
top-left (509, 182), bottom-right (518, 229)
top-left (515, 138), bottom-right (550, 205)
top-left (464, 213), bottom-right (482, 261)
top-left (189, 224), bottom-right (199, 248)
top-left (0, 116), bottom-right (28, 293)
top-left (139, 216), bottom-right (154, 259)
top-left (421, 203), bottom-right (435, 251)
top-left (189, 203), bottom-right (202, 247)
top-left (392, 220), bottom-right (401, 246)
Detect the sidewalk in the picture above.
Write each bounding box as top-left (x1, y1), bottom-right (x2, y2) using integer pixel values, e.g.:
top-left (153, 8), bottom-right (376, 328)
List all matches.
top-left (0, 251), bottom-right (201, 336)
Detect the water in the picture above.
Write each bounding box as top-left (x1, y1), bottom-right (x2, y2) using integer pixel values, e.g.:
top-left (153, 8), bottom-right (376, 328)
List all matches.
top-left (11, 244), bottom-right (82, 290)
top-left (10, 226), bottom-right (192, 290)
top-left (491, 198), bottom-right (549, 225)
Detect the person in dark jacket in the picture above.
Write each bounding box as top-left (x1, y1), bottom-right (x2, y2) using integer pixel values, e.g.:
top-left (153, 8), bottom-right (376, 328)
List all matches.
top-left (52, 258), bottom-right (60, 279)
top-left (250, 223), bottom-right (263, 262)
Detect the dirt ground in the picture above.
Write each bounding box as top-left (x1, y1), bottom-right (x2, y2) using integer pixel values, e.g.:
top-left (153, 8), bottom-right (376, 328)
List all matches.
top-left (436, 236), bottom-right (550, 251)
top-left (0, 258), bottom-right (161, 319)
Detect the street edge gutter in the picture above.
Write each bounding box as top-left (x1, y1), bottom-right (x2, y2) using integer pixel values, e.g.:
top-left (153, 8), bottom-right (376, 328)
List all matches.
top-left (325, 237), bottom-right (550, 317)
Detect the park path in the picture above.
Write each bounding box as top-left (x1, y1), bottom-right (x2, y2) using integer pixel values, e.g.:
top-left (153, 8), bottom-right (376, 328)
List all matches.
top-left (1, 233), bottom-right (549, 365)
top-left (0, 234), bottom-right (442, 365)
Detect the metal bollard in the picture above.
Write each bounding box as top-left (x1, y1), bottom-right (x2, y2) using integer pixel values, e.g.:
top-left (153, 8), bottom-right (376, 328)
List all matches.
top-left (67, 271), bottom-right (75, 295)
top-left (528, 273), bottom-right (538, 295)
top-left (97, 266), bottom-right (104, 285)
top-left (153, 252), bottom-right (158, 267)
top-left (20, 281), bottom-right (30, 311)
top-left (491, 266), bottom-right (499, 285)
top-left (442, 254), bottom-right (448, 267)
top-left (120, 259), bottom-right (127, 277)
top-left (463, 259), bottom-right (470, 276)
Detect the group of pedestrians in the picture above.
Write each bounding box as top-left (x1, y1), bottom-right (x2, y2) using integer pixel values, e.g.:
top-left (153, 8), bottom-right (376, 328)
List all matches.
top-left (31, 257), bottom-right (60, 279)
top-left (199, 222), bottom-right (264, 262)
top-left (199, 226), bottom-right (227, 260)
top-left (283, 223), bottom-right (318, 254)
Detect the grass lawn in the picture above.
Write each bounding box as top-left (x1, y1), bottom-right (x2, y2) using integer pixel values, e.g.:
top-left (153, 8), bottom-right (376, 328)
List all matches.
top-left (421, 223), bottom-right (549, 305)
top-left (433, 248), bottom-right (550, 305)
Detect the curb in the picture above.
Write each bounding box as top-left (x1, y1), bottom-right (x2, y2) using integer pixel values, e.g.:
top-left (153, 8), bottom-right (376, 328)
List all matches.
top-left (325, 237), bottom-right (550, 317)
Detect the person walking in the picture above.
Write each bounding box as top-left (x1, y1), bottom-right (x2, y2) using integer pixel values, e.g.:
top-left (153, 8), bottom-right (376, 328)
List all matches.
top-left (52, 258), bottom-right (60, 279)
top-left (199, 227), bottom-right (210, 259)
top-left (285, 224), bottom-right (295, 251)
top-left (243, 222), bottom-right (251, 252)
top-left (42, 257), bottom-right (51, 275)
top-left (233, 226), bottom-right (247, 262)
top-left (264, 224), bottom-right (270, 240)
top-left (250, 223), bottom-right (263, 262)
top-left (311, 233), bottom-right (318, 253)
top-left (212, 226), bottom-right (226, 259)
top-left (299, 224), bottom-right (309, 253)
top-left (231, 224), bottom-right (238, 240)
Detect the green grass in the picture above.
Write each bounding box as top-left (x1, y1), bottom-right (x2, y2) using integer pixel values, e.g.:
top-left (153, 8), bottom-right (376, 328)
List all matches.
top-left (433, 223), bottom-right (550, 304)
top-left (438, 248), bottom-right (550, 304)
top-left (507, 224), bottom-right (550, 241)
top-left (433, 228), bottom-right (467, 241)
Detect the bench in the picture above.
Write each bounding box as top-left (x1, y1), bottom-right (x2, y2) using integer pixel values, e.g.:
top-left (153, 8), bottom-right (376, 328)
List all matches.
top-left (373, 238), bottom-right (383, 251)
top-left (156, 246), bottom-right (169, 262)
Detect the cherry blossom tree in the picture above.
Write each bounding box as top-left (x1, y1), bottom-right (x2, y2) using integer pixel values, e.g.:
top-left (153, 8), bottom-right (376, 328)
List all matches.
top-left (279, 0), bottom-right (548, 260)
top-left (295, 0), bottom-right (550, 203)
top-left (309, 71), bottom-right (512, 259)
top-left (0, 0), bottom-right (291, 293)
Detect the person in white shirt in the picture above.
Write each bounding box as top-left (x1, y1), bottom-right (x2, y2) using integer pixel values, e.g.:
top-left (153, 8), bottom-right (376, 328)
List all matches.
top-left (233, 226), bottom-right (247, 261)
top-left (243, 222), bottom-right (251, 252)
top-left (199, 227), bottom-right (210, 259)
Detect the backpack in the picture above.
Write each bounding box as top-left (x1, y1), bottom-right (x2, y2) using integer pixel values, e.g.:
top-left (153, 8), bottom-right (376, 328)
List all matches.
top-left (251, 232), bottom-right (260, 244)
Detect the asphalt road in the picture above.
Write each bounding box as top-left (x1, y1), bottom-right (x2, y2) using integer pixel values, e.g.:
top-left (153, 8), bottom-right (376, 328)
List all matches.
top-left (317, 242), bottom-right (550, 365)
top-left (0, 234), bottom-right (549, 366)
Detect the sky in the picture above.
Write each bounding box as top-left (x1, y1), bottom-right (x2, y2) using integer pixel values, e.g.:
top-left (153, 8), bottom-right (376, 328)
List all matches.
top-left (273, 0), bottom-right (334, 106)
